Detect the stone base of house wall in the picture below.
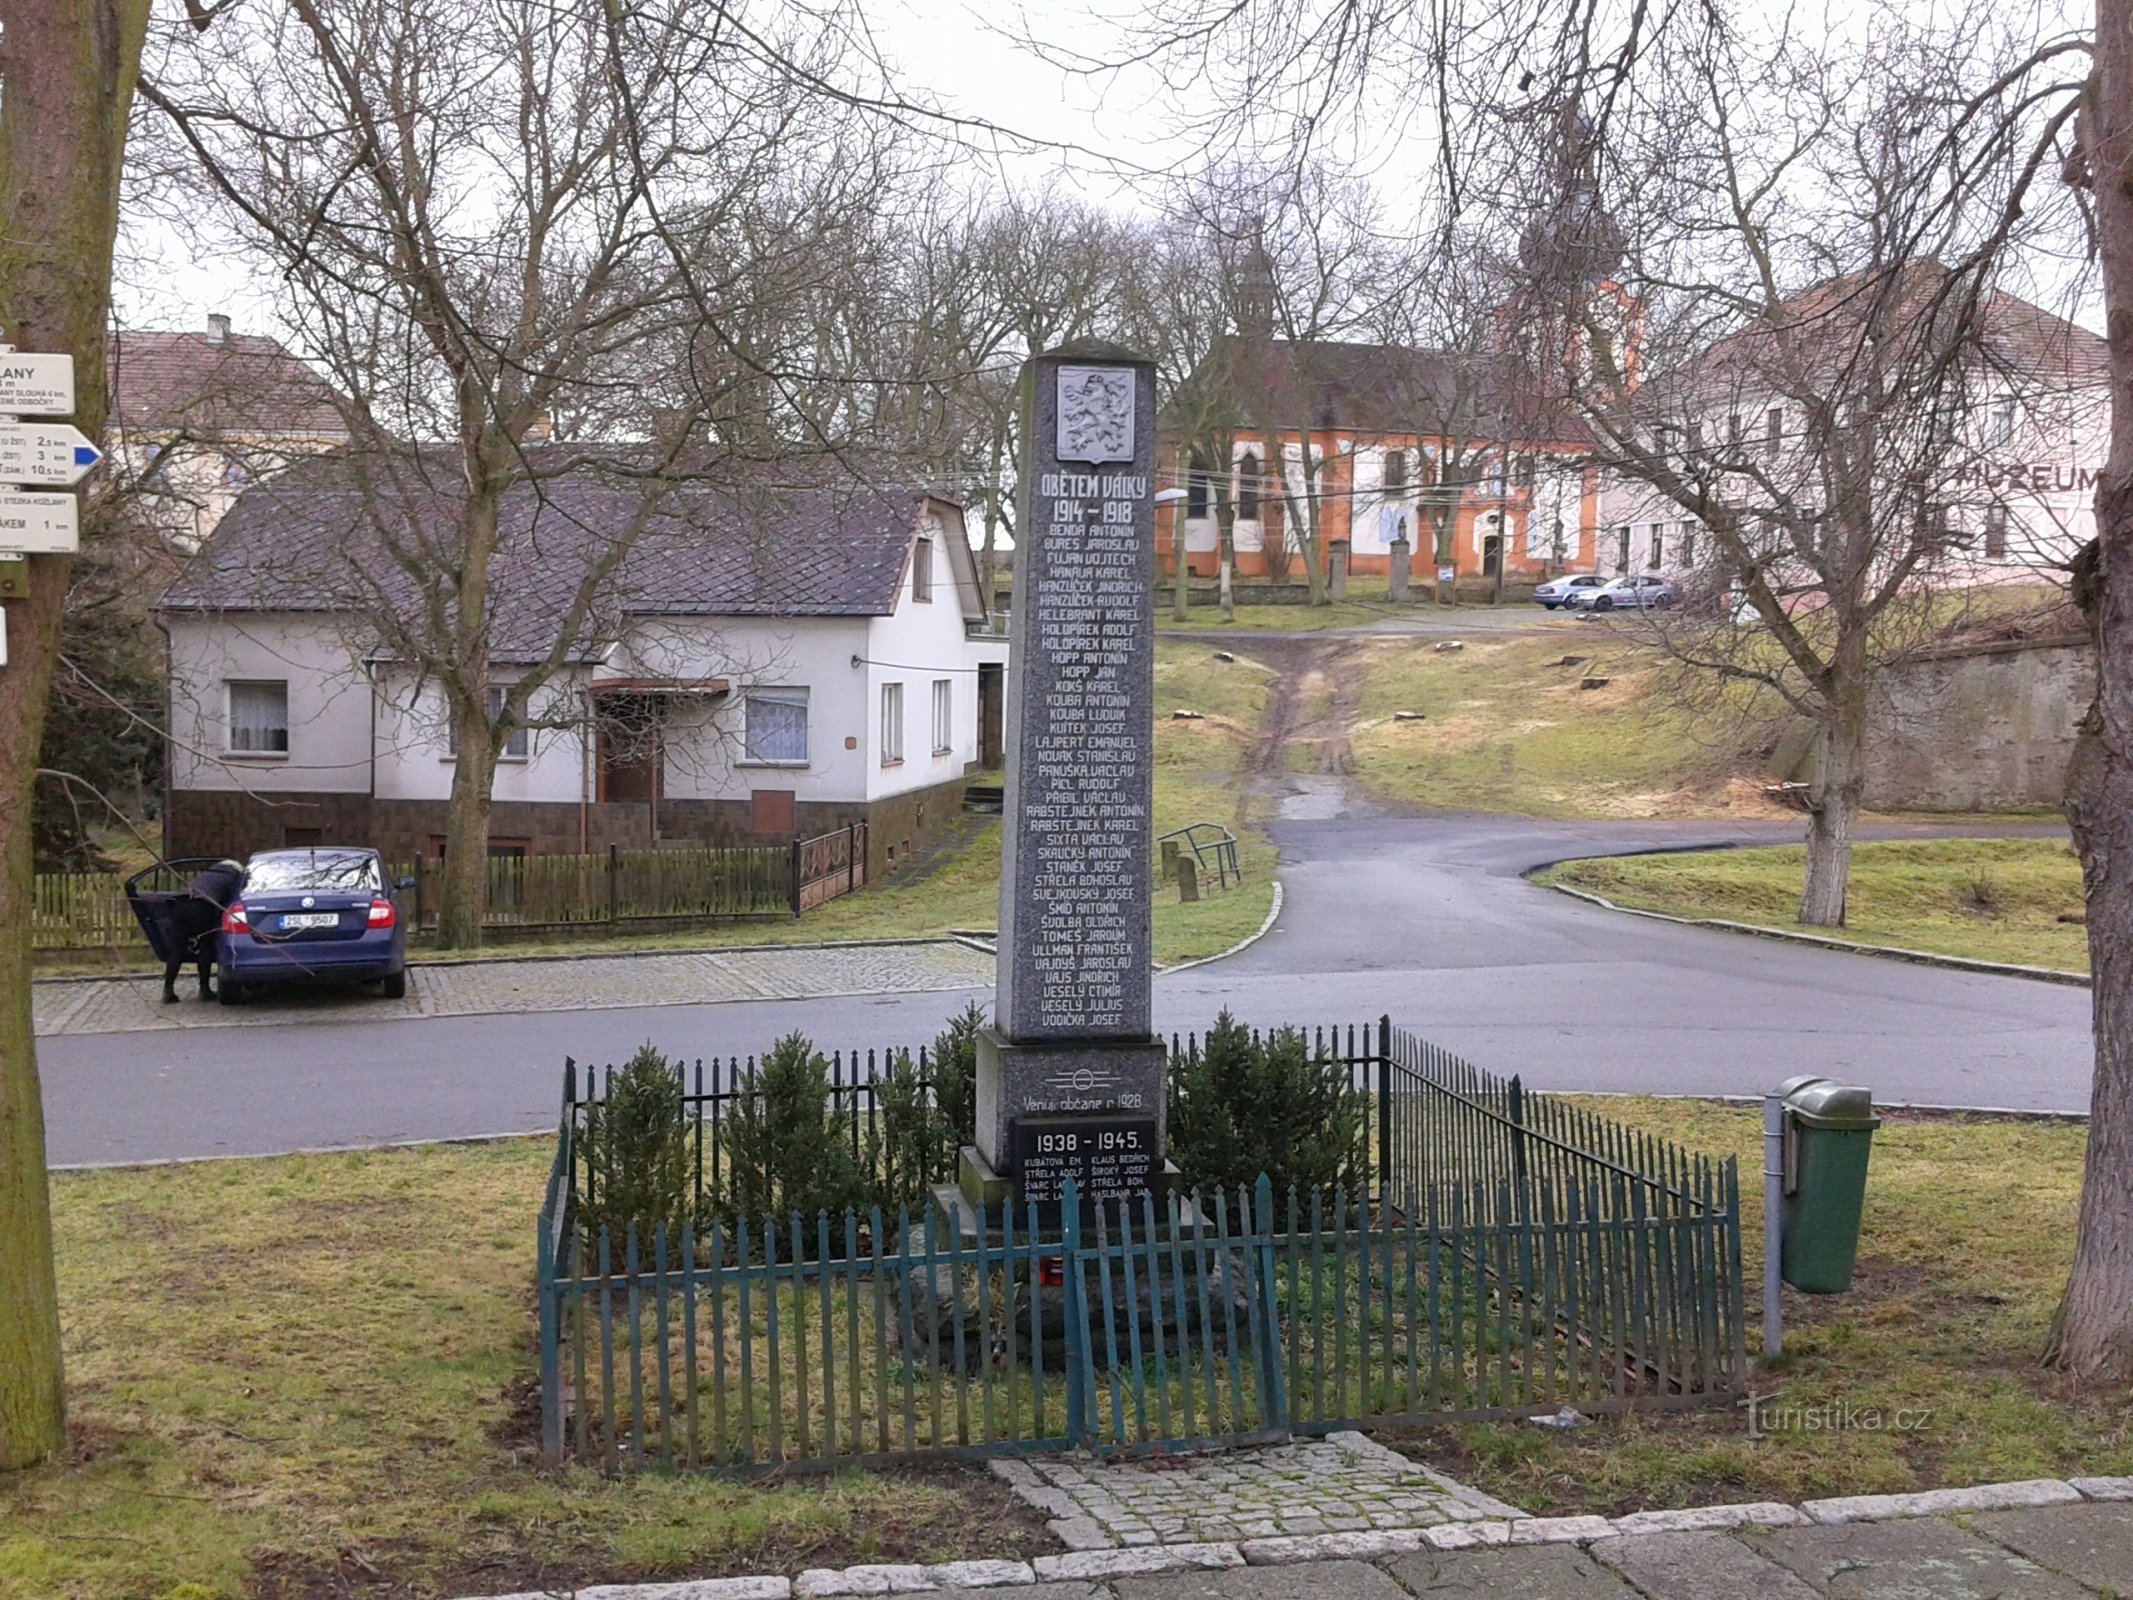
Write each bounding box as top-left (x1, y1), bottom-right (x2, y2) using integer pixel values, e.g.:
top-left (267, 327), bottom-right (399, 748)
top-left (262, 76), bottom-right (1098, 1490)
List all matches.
top-left (165, 775), bottom-right (968, 882)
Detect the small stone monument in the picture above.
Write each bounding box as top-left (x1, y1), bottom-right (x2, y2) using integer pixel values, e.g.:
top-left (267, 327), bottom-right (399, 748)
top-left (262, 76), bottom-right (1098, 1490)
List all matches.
top-left (955, 340), bottom-right (1172, 1227)
top-left (1328, 540), bottom-right (1350, 599)
top-left (1388, 535), bottom-right (1411, 601)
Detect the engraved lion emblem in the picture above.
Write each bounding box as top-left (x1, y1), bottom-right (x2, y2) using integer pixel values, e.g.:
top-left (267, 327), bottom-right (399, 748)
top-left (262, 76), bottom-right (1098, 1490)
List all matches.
top-left (1056, 367), bottom-right (1135, 463)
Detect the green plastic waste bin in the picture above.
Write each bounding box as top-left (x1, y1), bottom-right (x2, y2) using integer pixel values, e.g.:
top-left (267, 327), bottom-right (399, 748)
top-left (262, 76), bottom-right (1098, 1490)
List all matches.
top-left (1776, 1075), bottom-right (1881, 1293)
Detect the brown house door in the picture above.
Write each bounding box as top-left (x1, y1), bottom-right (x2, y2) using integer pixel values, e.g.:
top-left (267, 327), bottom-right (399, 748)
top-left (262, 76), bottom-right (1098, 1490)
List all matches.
top-left (597, 696), bottom-right (664, 834)
top-left (978, 662), bottom-right (1004, 769)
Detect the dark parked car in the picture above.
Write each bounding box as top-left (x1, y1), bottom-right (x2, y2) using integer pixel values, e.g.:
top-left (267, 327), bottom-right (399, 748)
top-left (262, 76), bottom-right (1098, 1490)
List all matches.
top-left (214, 847), bottom-right (412, 1004)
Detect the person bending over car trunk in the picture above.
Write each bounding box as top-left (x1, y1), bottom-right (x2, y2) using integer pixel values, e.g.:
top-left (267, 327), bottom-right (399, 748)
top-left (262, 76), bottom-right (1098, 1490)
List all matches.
top-left (162, 858), bottom-right (243, 1003)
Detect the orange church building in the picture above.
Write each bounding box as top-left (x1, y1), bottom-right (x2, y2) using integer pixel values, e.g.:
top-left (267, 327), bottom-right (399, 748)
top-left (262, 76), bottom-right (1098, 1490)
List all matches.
top-left (1155, 338), bottom-right (1603, 585)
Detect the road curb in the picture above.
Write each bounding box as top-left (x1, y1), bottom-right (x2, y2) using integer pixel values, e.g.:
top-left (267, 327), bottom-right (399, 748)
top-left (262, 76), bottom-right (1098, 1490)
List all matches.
top-left (1156, 878), bottom-right (1285, 975)
top-left (435, 1474), bottom-right (2124, 1600)
top-left (1541, 881), bottom-right (2089, 987)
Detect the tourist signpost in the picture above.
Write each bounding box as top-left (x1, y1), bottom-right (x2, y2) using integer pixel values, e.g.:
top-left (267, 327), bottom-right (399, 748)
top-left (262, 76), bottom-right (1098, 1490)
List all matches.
top-left (0, 351), bottom-right (87, 665)
top-left (953, 341), bottom-right (1174, 1228)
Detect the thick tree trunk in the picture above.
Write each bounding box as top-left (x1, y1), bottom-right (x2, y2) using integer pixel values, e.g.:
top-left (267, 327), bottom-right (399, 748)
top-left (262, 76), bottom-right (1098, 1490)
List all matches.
top-left (431, 487), bottom-right (501, 950)
top-left (2050, 0), bottom-right (2133, 1384)
top-left (0, 0), bottom-right (152, 1471)
top-left (1798, 679), bottom-right (1867, 928)
top-left (435, 720), bottom-right (499, 950)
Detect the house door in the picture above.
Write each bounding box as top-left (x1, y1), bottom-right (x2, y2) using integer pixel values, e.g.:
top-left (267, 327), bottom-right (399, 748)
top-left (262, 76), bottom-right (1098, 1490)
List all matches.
top-left (978, 663), bottom-right (1004, 769)
top-left (597, 696), bottom-right (664, 833)
top-left (1481, 534), bottom-right (1503, 577)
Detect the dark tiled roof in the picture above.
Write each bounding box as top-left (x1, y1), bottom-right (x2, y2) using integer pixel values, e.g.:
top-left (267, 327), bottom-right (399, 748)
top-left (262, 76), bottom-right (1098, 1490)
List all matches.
top-left (1661, 266), bottom-right (2107, 402)
top-left (110, 330), bottom-right (349, 438)
top-left (158, 451), bottom-right (942, 662)
top-left (1180, 335), bottom-right (1592, 446)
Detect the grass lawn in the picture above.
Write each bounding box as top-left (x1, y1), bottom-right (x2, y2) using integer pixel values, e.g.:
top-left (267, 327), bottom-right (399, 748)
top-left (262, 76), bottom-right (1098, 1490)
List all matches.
top-left (1394, 1097), bottom-right (2133, 1514)
top-left (1348, 632), bottom-right (1774, 817)
top-left (10, 1104), bottom-right (2125, 1597)
top-left (1, 1142), bottom-right (1049, 1600)
top-left (1156, 599), bottom-right (1393, 632)
top-left (1537, 838), bottom-right (2088, 973)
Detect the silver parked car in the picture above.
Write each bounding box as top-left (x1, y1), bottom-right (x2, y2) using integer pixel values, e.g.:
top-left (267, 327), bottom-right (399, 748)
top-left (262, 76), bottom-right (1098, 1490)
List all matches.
top-left (1532, 573), bottom-right (1608, 610)
top-left (1571, 573), bottom-right (1680, 612)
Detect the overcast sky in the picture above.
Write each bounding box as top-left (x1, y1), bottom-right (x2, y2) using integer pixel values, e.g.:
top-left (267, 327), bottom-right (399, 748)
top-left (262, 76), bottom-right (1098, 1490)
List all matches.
top-left (117, 0), bottom-right (2095, 337)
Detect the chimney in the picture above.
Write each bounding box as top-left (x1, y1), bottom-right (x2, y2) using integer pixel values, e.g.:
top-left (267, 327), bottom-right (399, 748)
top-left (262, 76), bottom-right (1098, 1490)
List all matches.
top-left (206, 312), bottom-right (231, 345)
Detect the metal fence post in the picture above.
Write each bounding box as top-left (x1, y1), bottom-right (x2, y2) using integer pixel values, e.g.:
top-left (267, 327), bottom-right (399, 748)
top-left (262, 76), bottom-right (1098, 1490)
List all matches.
top-left (607, 842), bottom-right (621, 925)
top-left (537, 1214), bottom-right (562, 1464)
top-left (1253, 1174), bottom-right (1287, 1433)
top-left (1061, 1179), bottom-right (1087, 1448)
top-left (789, 836), bottom-right (805, 917)
top-left (847, 823), bottom-right (857, 894)
top-left (1377, 1014), bottom-right (1393, 1191)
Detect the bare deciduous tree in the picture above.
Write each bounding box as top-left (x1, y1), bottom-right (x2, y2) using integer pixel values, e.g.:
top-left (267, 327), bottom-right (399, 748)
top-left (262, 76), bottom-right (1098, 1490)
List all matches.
top-left (0, 0), bottom-right (153, 1474)
top-left (140, 0), bottom-right (905, 947)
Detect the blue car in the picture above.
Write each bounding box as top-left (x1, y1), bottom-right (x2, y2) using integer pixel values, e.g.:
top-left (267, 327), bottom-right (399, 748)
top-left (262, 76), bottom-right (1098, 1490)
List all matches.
top-left (215, 847), bottom-right (412, 1005)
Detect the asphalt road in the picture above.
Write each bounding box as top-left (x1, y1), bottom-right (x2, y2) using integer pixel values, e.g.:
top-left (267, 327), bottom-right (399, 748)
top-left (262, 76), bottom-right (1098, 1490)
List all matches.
top-left (37, 807), bottom-right (2092, 1167)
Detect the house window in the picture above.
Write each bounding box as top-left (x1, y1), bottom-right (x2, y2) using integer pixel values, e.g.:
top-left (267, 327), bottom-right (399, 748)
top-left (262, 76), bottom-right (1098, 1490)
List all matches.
top-left (1615, 526), bottom-right (1631, 573)
top-left (448, 686), bottom-right (529, 761)
top-left (1765, 407), bottom-right (1784, 452)
top-left (912, 536), bottom-right (934, 603)
top-left (1512, 453), bottom-right (1535, 487)
top-left (1727, 411), bottom-right (1743, 446)
top-left (226, 680), bottom-right (289, 754)
top-left (1186, 454), bottom-right (1211, 518)
top-left (880, 681), bottom-right (904, 765)
top-left (1990, 396), bottom-right (2016, 448)
top-left (1237, 453), bottom-right (1261, 519)
top-left (1649, 525), bottom-right (1665, 570)
top-left (1985, 502), bottom-right (2010, 559)
top-left (1382, 449), bottom-right (1408, 492)
top-left (1679, 521), bottom-right (1697, 568)
top-left (743, 687), bottom-right (808, 764)
top-left (932, 678), bottom-right (953, 755)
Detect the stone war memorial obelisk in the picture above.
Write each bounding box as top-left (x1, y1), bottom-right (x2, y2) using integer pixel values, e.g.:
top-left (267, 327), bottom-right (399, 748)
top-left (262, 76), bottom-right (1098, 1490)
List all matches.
top-left (954, 340), bottom-right (1173, 1228)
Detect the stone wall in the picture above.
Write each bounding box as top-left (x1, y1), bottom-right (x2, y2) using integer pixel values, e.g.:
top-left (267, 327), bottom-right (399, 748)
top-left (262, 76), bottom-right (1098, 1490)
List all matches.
top-left (1862, 636), bottom-right (2092, 812)
top-left (165, 774), bottom-right (969, 881)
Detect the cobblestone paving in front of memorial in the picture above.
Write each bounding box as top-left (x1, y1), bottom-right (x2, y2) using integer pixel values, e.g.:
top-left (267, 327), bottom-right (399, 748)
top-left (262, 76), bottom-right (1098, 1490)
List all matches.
top-left (990, 1432), bottom-right (1518, 1549)
top-left (33, 938), bottom-right (994, 1036)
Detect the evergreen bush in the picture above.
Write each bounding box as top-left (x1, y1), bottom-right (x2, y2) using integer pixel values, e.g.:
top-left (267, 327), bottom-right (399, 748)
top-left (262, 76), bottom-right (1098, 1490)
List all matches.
top-left (869, 1001), bottom-right (987, 1212)
top-left (580, 1043), bottom-right (694, 1250)
top-left (722, 1030), bottom-right (867, 1227)
top-left (1167, 1009), bottom-right (1366, 1199)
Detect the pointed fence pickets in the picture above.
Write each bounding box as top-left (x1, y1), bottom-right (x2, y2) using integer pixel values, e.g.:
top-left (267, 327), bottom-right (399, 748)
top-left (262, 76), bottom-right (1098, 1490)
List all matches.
top-left (536, 1019), bottom-right (1746, 1473)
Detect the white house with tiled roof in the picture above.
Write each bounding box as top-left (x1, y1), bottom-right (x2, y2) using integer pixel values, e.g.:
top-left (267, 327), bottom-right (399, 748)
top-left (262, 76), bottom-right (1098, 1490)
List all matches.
top-left (109, 315), bottom-right (349, 549)
top-left (155, 458), bottom-right (1004, 874)
top-left (1598, 278), bottom-right (2108, 582)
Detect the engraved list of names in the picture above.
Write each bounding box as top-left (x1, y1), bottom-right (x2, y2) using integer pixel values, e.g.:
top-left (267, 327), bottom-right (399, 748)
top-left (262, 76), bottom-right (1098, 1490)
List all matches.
top-left (997, 354), bottom-right (1157, 1045)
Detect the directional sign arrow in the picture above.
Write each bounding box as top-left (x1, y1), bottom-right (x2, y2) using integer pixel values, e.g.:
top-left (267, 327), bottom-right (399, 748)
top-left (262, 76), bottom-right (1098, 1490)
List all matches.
top-left (0, 352), bottom-right (75, 417)
top-left (0, 490), bottom-right (79, 555)
top-left (0, 422), bottom-right (101, 487)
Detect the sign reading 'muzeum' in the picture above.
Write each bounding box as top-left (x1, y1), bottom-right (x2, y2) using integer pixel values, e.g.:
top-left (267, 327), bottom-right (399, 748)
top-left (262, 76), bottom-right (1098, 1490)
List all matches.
top-left (957, 341), bottom-right (1171, 1224)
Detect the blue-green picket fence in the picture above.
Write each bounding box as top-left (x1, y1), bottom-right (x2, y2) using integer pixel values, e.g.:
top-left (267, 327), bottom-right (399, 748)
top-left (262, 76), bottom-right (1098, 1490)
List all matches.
top-left (536, 1020), bottom-right (1746, 1472)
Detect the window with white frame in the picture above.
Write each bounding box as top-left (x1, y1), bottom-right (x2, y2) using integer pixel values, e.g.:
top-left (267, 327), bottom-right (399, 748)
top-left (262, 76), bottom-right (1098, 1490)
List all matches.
top-left (912, 536), bottom-right (934, 602)
top-left (448, 686), bottom-right (530, 761)
top-left (1989, 396), bottom-right (2017, 448)
top-left (226, 680), bottom-right (289, 754)
top-left (1614, 526), bottom-right (1631, 573)
top-left (932, 678), bottom-right (952, 755)
top-left (881, 681), bottom-right (904, 764)
top-left (1679, 521), bottom-right (1697, 569)
top-left (1765, 406), bottom-right (1784, 452)
top-left (1649, 525), bottom-right (1665, 570)
top-left (1984, 502), bottom-right (2010, 559)
top-left (743, 687), bottom-right (809, 763)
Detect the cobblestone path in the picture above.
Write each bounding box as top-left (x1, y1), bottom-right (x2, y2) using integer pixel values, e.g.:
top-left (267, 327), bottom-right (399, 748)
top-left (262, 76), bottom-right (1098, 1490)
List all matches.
top-left (991, 1434), bottom-right (1518, 1550)
top-left (33, 938), bottom-right (994, 1036)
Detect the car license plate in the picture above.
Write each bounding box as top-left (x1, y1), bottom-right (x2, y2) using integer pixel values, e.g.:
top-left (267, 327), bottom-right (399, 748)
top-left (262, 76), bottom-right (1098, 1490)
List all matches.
top-left (279, 912), bottom-right (340, 930)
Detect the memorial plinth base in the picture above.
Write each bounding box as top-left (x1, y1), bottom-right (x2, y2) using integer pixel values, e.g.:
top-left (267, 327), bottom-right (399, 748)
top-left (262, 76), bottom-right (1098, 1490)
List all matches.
top-left (974, 1026), bottom-right (1167, 1171)
top-left (935, 1152), bottom-right (1187, 1243)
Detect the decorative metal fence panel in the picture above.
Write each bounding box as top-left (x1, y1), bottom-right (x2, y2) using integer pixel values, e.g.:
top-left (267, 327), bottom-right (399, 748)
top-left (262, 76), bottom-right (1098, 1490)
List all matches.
top-left (537, 1019), bottom-right (1746, 1474)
